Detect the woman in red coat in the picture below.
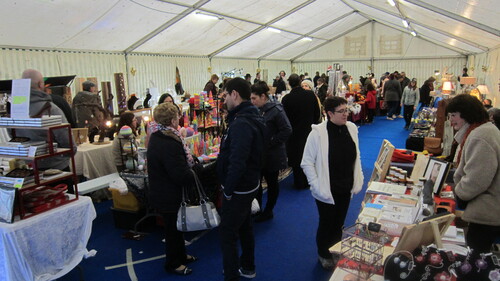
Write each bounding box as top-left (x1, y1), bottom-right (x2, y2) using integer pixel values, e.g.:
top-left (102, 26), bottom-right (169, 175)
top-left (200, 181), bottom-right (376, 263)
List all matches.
top-left (365, 83), bottom-right (377, 123)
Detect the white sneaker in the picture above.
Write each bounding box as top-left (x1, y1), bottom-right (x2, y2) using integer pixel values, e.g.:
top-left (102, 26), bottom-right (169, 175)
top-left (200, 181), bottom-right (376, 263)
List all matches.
top-left (397, 115), bottom-right (404, 118)
top-left (392, 114), bottom-right (397, 119)
top-left (239, 268), bottom-right (256, 278)
top-left (387, 117), bottom-right (394, 120)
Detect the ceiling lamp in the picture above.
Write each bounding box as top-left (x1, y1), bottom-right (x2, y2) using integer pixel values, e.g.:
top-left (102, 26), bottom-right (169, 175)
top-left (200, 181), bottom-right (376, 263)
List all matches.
top-left (410, 31), bottom-right (417, 37)
top-left (195, 11), bottom-right (223, 20)
top-left (402, 19), bottom-right (409, 28)
top-left (267, 27), bottom-right (281, 33)
top-left (301, 37), bottom-right (312, 41)
top-left (387, 0), bottom-right (396, 7)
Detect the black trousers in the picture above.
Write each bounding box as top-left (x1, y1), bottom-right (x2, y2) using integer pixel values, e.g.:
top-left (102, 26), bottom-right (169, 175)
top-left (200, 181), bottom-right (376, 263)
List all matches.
top-left (403, 105), bottom-right (414, 127)
top-left (366, 108), bottom-right (375, 123)
top-left (466, 222), bottom-right (500, 254)
top-left (256, 169), bottom-right (280, 213)
top-left (161, 212), bottom-right (187, 270)
top-left (315, 194), bottom-right (351, 259)
top-left (291, 165), bottom-right (309, 189)
top-left (220, 190), bottom-right (257, 281)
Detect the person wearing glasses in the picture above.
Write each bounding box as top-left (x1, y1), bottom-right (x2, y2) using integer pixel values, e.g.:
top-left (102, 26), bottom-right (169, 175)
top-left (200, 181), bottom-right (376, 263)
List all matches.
top-left (301, 96), bottom-right (364, 270)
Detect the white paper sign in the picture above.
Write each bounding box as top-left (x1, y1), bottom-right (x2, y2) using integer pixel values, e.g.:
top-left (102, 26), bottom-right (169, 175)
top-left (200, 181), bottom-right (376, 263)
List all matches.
top-left (28, 146), bottom-right (37, 157)
top-left (11, 79), bottom-right (31, 119)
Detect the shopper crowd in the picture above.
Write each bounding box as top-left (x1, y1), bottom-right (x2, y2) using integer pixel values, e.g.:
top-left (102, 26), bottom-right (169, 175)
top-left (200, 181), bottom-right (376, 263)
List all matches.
top-left (13, 68), bottom-right (500, 280)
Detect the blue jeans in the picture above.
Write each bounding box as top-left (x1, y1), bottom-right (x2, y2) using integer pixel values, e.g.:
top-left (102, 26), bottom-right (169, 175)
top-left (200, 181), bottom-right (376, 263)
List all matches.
top-left (220, 190), bottom-right (257, 281)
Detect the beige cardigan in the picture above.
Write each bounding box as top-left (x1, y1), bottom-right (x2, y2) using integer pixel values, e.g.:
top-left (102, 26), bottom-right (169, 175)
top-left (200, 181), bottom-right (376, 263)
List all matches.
top-left (454, 122), bottom-right (500, 226)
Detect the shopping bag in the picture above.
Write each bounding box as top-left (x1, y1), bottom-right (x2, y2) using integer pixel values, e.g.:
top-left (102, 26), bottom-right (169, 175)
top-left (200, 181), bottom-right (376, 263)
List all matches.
top-left (176, 170), bottom-right (220, 232)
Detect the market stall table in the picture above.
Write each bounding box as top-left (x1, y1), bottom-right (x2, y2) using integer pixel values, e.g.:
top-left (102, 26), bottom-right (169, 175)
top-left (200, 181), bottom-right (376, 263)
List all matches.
top-left (0, 195), bottom-right (96, 281)
top-left (73, 142), bottom-right (117, 179)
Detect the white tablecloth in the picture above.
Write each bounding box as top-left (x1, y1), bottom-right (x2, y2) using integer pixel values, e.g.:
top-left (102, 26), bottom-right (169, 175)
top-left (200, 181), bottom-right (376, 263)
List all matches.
top-left (73, 142), bottom-right (117, 179)
top-left (0, 196), bottom-right (96, 281)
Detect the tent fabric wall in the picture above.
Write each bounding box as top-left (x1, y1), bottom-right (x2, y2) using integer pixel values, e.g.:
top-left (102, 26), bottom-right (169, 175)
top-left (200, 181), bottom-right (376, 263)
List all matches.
top-left (468, 48), bottom-right (500, 105)
top-left (0, 48), bottom-right (126, 91)
top-left (126, 54), bottom-right (210, 97)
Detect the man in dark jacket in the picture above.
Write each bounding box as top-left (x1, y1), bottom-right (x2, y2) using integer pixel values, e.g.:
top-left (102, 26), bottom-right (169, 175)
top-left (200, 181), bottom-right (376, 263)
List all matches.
top-left (72, 81), bottom-right (107, 142)
top-left (316, 78), bottom-right (328, 103)
top-left (217, 77), bottom-right (265, 281)
top-left (273, 71), bottom-right (287, 95)
top-left (282, 74), bottom-right (321, 189)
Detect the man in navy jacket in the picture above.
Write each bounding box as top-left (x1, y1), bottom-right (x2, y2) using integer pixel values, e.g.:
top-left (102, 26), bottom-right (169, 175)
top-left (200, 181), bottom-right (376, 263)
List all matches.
top-left (217, 77), bottom-right (265, 280)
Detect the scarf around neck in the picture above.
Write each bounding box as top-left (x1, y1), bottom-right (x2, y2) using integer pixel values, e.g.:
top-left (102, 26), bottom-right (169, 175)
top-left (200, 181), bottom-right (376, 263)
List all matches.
top-left (158, 124), bottom-right (195, 168)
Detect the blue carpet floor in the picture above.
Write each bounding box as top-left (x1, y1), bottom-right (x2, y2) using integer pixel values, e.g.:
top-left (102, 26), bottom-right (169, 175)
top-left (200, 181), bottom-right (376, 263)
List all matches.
top-left (59, 116), bottom-right (409, 281)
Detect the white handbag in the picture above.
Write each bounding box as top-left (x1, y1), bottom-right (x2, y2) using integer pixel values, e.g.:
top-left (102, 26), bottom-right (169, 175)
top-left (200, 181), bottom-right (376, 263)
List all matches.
top-left (176, 170), bottom-right (220, 232)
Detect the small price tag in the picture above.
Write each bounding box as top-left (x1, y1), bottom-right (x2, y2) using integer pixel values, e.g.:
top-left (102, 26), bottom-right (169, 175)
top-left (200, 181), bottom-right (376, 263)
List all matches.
top-left (13, 178), bottom-right (24, 188)
top-left (28, 146), bottom-right (37, 157)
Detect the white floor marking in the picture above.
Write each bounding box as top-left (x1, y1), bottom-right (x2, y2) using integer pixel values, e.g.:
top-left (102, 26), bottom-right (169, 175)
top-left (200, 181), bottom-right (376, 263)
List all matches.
top-left (126, 248), bottom-right (139, 281)
top-left (105, 253), bottom-right (166, 270)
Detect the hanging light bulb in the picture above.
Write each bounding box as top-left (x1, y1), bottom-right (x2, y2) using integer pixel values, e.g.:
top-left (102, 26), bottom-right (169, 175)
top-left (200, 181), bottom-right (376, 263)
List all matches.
top-left (402, 19), bottom-right (409, 28)
top-left (411, 31), bottom-right (417, 36)
top-left (301, 37), bottom-right (312, 41)
top-left (388, 0), bottom-right (396, 7)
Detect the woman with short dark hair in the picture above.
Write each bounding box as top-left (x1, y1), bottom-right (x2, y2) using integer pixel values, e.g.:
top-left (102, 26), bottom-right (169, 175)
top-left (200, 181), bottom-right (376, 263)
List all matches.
top-left (446, 94), bottom-right (500, 254)
top-left (301, 96), bottom-right (364, 270)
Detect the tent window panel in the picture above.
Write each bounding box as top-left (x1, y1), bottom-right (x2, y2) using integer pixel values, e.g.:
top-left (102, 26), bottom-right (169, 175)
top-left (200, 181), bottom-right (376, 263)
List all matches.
top-left (344, 36), bottom-right (366, 56)
top-left (380, 35), bottom-right (402, 55)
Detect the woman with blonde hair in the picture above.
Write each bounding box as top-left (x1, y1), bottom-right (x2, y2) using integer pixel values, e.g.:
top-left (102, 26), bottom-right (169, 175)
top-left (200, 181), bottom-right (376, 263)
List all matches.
top-left (147, 102), bottom-right (197, 276)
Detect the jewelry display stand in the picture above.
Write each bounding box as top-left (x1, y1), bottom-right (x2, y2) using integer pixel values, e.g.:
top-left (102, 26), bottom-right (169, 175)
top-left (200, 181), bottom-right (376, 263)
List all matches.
top-left (339, 223), bottom-right (387, 280)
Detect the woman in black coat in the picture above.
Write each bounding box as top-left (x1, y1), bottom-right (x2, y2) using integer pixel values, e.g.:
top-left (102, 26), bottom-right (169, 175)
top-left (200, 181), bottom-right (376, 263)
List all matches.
top-left (147, 103), bottom-right (197, 276)
top-left (250, 81), bottom-right (292, 222)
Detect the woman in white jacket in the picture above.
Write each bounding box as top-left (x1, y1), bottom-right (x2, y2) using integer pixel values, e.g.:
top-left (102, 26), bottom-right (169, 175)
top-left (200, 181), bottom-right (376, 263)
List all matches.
top-left (301, 96), bottom-right (364, 270)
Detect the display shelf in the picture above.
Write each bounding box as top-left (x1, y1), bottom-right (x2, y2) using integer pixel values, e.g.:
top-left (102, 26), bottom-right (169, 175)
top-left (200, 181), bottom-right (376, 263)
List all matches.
top-left (1, 123), bottom-right (79, 220)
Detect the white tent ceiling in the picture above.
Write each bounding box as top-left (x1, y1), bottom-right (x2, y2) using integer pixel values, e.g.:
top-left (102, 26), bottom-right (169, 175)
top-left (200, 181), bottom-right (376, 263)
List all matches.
top-left (0, 0), bottom-right (498, 60)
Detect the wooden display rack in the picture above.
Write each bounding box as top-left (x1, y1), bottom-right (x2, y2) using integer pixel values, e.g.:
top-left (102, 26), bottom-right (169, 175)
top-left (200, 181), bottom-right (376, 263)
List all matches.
top-left (370, 139), bottom-right (395, 183)
top-left (2, 123), bottom-right (78, 219)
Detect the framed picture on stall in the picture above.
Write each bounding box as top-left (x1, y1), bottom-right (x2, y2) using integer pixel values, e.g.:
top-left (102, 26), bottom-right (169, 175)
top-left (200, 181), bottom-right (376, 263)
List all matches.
top-left (423, 158), bottom-right (450, 195)
top-left (370, 139), bottom-right (395, 183)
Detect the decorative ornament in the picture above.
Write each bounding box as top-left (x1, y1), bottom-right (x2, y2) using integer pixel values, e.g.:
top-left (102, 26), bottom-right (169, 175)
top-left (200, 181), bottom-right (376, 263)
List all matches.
top-left (130, 67), bottom-right (137, 76)
top-left (482, 65), bottom-right (488, 72)
top-left (256, 68), bottom-right (261, 73)
top-left (433, 271), bottom-right (451, 281)
top-left (459, 261), bottom-right (472, 274)
top-left (489, 269), bottom-right (500, 281)
top-left (429, 253), bottom-right (443, 266)
top-left (207, 66), bottom-right (212, 73)
top-left (475, 254), bottom-right (488, 270)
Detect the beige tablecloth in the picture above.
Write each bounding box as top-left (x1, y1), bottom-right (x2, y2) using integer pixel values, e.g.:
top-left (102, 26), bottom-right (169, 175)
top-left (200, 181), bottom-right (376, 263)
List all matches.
top-left (73, 142), bottom-right (117, 179)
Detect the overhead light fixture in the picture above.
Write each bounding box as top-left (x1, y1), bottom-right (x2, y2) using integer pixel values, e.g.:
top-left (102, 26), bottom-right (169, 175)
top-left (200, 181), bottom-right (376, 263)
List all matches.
top-left (301, 37), bottom-right (312, 41)
top-left (195, 11), bottom-right (223, 20)
top-left (402, 19), bottom-right (409, 28)
top-left (267, 27), bottom-right (281, 33)
top-left (387, 0), bottom-right (396, 7)
top-left (434, 70), bottom-right (440, 76)
top-left (410, 31), bottom-right (417, 37)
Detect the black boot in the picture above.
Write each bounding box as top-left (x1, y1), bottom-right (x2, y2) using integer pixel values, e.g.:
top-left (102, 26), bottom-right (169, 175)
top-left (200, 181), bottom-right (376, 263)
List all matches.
top-left (254, 210), bottom-right (273, 222)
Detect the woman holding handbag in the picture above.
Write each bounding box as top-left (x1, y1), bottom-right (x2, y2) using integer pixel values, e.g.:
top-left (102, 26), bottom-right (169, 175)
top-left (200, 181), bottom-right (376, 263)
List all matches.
top-left (147, 102), bottom-right (198, 276)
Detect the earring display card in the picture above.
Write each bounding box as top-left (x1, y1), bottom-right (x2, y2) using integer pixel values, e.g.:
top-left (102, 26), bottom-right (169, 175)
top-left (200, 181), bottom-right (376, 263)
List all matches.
top-left (0, 186), bottom-right (16, 223)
